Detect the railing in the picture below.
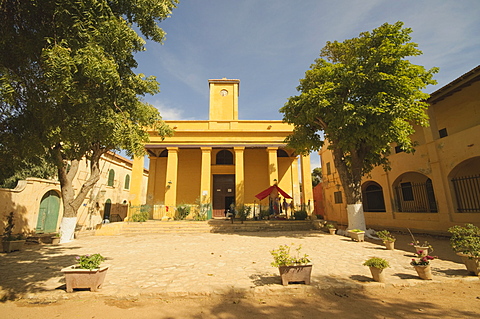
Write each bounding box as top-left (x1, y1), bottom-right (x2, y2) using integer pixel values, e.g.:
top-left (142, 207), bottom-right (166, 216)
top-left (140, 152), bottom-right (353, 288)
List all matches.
top-left (394, 181), bottom-right (438, 213)
top-left (452, 174), bottom-right (480, 213)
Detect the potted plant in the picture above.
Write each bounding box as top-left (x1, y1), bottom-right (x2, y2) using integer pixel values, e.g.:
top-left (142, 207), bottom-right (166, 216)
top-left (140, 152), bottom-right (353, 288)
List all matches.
top-left (293, 210), bottom-right (308, 220)
top-left (363, 257), bottom-right (390, 282)
top-left (51, 233), bottom-right (60, 245)
top-left (270, 243), bottom-right (312, 286)
top-left (448, 223), bottom-right (480, 275)
top-left (407, 228), bottom-right (432, 256)
top-left (410, 252), bottom-right (436, 280)
top-left (174, 203), bottom-right (190, 220)
top-left (2, 212), bottom-right (26, 253)
top-left (376, 230), bottom-right (396, 250)
top-left (348, 229), bottom-right (365, 242)
top-left (236, 204), bottom-right (251, 223)
top-left (325, 223), bottom-right (336, 235)
top-left (61, 253), bottom-right (109, 292)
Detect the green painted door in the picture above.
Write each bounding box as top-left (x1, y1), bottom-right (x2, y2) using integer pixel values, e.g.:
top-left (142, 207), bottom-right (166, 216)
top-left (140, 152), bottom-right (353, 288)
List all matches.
top-left (36, 190), bottom-right (60, 233)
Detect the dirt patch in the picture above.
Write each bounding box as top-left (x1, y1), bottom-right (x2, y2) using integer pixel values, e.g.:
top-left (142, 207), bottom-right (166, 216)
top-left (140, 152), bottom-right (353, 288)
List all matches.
top-left (2, 281), bottom-right (479, 318)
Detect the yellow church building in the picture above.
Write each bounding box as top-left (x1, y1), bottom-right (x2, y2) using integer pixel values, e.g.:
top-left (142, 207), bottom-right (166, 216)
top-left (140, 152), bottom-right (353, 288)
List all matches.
top-left (130, 78), bottom-right (313, 219)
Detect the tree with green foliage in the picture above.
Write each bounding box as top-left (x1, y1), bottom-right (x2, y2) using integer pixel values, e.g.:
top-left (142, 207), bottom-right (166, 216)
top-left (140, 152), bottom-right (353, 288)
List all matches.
top-left (0, 0), bottom-right (177, 242)
top-left (281, 22), bottom-right (438, 230)
top-left (311, 167), bottom-right (322, 187)
top-left (0, 156), bottom-right (57, 189)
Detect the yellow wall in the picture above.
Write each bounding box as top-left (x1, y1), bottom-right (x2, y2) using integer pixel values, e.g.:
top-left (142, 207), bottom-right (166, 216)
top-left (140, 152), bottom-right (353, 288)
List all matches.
top-left (434, 81), bottom-right (480, 136)
top-left (244, 148), bottom-right (270, 204)
top-left (177, 149), bottom-right (202, 204)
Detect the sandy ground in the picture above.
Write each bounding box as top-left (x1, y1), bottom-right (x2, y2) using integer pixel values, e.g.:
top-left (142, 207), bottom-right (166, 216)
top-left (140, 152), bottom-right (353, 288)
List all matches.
top-left (1, 282), bottom-right (479, 319)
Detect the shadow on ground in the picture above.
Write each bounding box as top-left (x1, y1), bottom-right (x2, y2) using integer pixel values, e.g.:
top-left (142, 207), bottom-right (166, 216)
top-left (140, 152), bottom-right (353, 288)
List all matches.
top-left (0, 243), bottom-right (82, 301)
top-left (197, 285), bottom-right (480, 319)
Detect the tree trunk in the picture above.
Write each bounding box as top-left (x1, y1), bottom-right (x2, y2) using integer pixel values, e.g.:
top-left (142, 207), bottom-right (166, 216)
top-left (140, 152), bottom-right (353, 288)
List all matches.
top-left (54, 144), bottom-right (105, 243)
top-left (332, 146), bottom-right (366, 230)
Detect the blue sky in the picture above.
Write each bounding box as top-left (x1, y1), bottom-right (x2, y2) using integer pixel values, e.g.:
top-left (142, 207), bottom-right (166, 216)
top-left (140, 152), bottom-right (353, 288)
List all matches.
top-left (133, 0), bottom-right (480, 168)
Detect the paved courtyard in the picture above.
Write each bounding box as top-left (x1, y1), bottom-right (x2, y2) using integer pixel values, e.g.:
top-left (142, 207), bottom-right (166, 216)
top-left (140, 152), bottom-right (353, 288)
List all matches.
top-left (1, 229), bottom-right (478, 301)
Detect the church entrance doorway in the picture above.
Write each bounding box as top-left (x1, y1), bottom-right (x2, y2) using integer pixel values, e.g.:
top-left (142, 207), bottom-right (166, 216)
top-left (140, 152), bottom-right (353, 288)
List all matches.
top-left (213, 174), bottom-right (235, 217)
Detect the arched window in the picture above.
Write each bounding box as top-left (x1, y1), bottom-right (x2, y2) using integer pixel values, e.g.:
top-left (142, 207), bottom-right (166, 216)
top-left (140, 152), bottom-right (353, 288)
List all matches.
top-left (277, 149), bottom-right (289, 157)
top-left (107, 169), bottom-right (115, 187)
top-left (124, 174), bottom-right (130, 190)
top-left (216, 150), bottom-right (233, 165)
top-left (362, 183), bottom-right (386, 212)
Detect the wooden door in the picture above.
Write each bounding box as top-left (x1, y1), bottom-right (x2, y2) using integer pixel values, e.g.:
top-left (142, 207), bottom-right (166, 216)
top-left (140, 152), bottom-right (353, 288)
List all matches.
top-left (36, 190), bottom-right (60, 233)
top-left (213, 175), bottom-right (235, 217)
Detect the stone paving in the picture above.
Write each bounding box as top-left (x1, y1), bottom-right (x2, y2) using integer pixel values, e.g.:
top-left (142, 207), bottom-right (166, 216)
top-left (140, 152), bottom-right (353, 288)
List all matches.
top-left (1, 229), bottom-right (478, 301)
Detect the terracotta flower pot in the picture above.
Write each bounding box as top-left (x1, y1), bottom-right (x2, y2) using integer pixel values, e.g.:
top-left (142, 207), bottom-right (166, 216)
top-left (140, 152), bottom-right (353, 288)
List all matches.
top-left (413, 264), bottom-right (433, 280)
top-left (456, 253), bottom-right (480, 275)
top-left (328, 228), bottom-right (336, 235)
top-left (369, 267), bottom-right (386, 283)
top-left (278, 264), bottom-right (312, 286)
top-left (61, 265), bottom-right (109, 292)
top-left (384, 241), bottom-right (395, 250)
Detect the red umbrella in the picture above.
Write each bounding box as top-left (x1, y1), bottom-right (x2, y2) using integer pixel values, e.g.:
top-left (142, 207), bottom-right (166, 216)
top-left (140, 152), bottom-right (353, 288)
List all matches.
top-left (255, 185), bottom-right (292, 201)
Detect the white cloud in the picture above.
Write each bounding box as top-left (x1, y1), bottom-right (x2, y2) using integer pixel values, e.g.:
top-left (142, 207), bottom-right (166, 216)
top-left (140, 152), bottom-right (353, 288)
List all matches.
top-left (151, 100), bottom-right (185, 120)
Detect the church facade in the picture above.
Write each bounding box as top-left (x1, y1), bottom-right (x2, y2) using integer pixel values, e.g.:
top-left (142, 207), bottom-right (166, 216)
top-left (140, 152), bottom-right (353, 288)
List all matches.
top-left (130, 79), bottom-right (313, 219)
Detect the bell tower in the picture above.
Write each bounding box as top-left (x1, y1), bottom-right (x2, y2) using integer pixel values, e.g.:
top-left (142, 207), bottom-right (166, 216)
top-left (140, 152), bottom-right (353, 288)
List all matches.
top-left (208, 78), bottom-right (240, 121)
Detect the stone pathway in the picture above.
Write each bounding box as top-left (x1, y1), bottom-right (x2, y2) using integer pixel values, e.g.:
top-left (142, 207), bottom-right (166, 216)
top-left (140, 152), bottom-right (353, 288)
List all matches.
top-left (1, 230), bottom-right (478, 301)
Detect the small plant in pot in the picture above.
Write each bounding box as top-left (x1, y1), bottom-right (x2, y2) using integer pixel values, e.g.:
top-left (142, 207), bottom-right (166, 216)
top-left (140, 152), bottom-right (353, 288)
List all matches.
top-left (407, 228), bottom-right (433, 256)
top-left (175, 203), bottom-right (190, 220)
top-left (2, 212), bottom-right (26, 253)
top-left (61, 253), bottom-right (109, 292)
top-left (363, 257), bottom-right (390, 282)
top-left (236, 204), bottom-right (251, 223)
top-left (376, 230), bottom-right (396, 250)
top-left (448, 223), bottom-right (480, 275)
top-left (410, 252), bottom-right (436, 280)
top-left (325, 223), bottom-right (336, 235)
top-left (270, 243), bottom-right (312, 286)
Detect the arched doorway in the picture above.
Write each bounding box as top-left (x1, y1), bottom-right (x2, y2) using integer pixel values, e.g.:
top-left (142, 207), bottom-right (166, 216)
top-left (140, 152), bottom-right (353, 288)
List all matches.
top-left (36, 190), bottom-right (60, 233)
top-left (104, 199), bottom-right (112, 221)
